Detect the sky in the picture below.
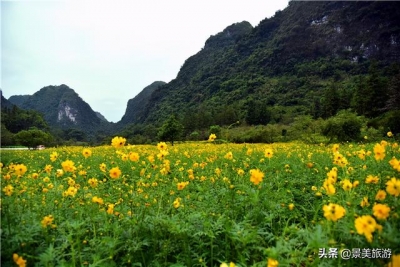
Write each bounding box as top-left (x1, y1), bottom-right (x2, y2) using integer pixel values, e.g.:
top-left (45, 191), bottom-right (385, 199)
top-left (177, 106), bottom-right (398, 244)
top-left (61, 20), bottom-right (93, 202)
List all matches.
top-left (1, 0), bottom-right (289, 122)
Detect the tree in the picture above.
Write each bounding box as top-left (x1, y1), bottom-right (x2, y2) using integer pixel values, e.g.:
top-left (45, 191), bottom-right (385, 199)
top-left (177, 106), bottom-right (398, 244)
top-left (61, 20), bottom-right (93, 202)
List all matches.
top-left (322, 82), bottom-right (340, 118)
top-left (353, 62), bottom-right (388, 117)
top-left (1, 124), bottom-right (14, 146)
top-left (385, 72), bottom-right (400, 111)
top-left (366, 62), bottom-right (388, 117)
top-left (352, 76), bottom-right (370, 116)
top-left (157, 115), bottom-right (183, 145)
top-left (322, 110), bottom-right (363, 142)
top-left (14, 128), bottom-right (53, 149)
top-left (246, 99), bottom-right (271, 125)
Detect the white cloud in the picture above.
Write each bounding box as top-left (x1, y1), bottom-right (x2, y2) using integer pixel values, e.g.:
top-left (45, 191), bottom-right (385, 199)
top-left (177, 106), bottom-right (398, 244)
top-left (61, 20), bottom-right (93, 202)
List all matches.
top-left (2, 0), bottom-right (289, 122)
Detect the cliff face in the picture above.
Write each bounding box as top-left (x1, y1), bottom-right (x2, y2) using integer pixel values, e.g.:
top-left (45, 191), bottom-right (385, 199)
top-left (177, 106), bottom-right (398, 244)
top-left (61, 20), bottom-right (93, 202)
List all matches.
top-left (8, 84), bottom-right (107, 133)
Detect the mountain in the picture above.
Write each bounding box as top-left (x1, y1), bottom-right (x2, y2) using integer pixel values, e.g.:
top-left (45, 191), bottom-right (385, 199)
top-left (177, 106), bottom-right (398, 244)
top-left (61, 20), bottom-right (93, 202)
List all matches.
top-left (1, 90), bottom-right (16, 109)
top-left (95, 112), bottom-right (108, 122)
top-left (121, 1), bottom-right (400, 130)
top-left (8, 84), bottom-right (108, 134)
top-left (8, 95), bottom-right (30, 108)
top-left (119, 81), bottom-right (166, 126)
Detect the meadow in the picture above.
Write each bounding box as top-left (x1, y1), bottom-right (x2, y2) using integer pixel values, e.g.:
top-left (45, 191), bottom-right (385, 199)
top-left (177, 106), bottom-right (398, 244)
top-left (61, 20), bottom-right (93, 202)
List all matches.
top-left (1, 136), bottom-right (399, 267)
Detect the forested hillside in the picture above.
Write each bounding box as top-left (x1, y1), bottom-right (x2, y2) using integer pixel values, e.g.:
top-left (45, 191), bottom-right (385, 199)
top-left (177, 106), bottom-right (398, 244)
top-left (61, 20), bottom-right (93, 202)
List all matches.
top-left (118, 1), bottom-right (399, 140)
top-left (3, 1), bottom-right (400, 146)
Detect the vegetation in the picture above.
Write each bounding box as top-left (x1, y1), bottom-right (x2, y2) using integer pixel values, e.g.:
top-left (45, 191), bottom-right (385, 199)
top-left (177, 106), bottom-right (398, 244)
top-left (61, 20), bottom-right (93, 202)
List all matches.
top-left (13, 128), bottom-right (53, 149)
top-left (3, 2), bottom-right (400, 146)
top-left (1, 139), bottom-right (399, 266)
top-left (157, 115), bottom-right (183, 145)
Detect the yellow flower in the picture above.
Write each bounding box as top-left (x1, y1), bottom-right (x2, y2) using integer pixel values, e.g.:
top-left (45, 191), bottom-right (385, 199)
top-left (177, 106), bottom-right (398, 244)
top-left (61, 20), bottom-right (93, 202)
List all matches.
top-left (177, 181), bottom-right (189, 190)
top-left (109, 167), bottom-right (122, 179)
top-left (267, 258), bottom-right (279, 267)
top-left (88, 178), bottom-right (98, 188)
top-left (360, 196), bottom-right (370, 208)
top-left (357, 149), bottom-right (366, 160)
top-left (354, 215), bottom-right (377, 242)
top-left (372, 203), bottom-right (390, 220)
top-left (208, 134), bottom-right (217, 141)
top-left (323, 179), bottom-right (336, 195)
top-left (249, 169), bottom-right (264, 185)
top-left (82, 148), bottom-right (92, 158)
top-left (13, 253), bottom-right (27, 267)
top-left (55, 169), bottom-right (64, 178)
top-left (373, 143), bottom-right (385, 161)
top-left (264, 148), bottom-right (273, 159)
top-left (61, 160), bottom-right (76, 173)
top-left (365, 175), bottom-right (379, 184)
top-left (107, 204), bottom-right (115, 214)
top-left (220, 262), bottom-right (235, 267)
top-left (3, 184), bottom-right (14, 196)
top-left (92, 196), bottom-right (104, 205)
top-left (111, 136), bottom-right (126, 148)
top-left (323, 203), bottom-right (346, 221)
top-left (375, 189), bottom-right (386, 201)
top-left (224, 151), bottom-right (233, 160)
top-left (173, 197), bottom-right (181, 208)
top-left (157, 150), bottom-right (169, 160)
top-left (157, 142), bottom-right (168, 151)
top-left (129, 152), bottom-right (140, 162)
top-left (326, 169), bottom-right (337, 183)
top-left (332, 144), bottom-right (340, 153)
top-left (44, 164), bottom-right (53, 174)
top-left (386, 177), bottom-right (400, 197)
top-left (121, 153), bottom-right (128, 161)
top-left (288, 203), bottom-right (295, 210)
top-left (333, 152), bottom-right (348, 167)
top-left (387, 131), bottom-right (393, 137)
top-left (237, 168), bottom-right (245, 176)
top-left (389, 157), bottom-right (400, 172)
top-left (41, 215), bottom-right (54, 228)
top-left (50, 151), bottom-right (58, 162)
top-left (341, 179), bottom-right (353, 191)
top-left (64, 186), bottom-right (78, 197)
top-left (14, 164), bottom-right (27, 176)
top-left (99, 163), bottom-right (107, 172)
top-left (388, 254), bottom-right (400, 267)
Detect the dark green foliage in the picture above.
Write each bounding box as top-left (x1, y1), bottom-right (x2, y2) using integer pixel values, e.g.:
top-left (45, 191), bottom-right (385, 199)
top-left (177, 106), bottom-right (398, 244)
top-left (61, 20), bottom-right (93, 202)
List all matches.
top-left (288, 115), bottom-right (326, 143)
top-left (365, 62), bottom-right (389, 117)
top-left (245, 99), bottom-right (271, 125)
top-left (322, 83), bottom-right (340, 118)
top-left (63, 128), bottom-right (87, 142)
top-left (13, 128), bottom-right (53, 148)
top-left (121, 1), bottom-right (400, 131)
top-left (5, 2), bottom-right (400, 145)
top-left (157, 115), bottom-right (184, 145)
top-left (322, 110), bottom-right (363, 142)
top-left (385, 72), bottom-right (400, 111)
top-left (352, 76), bottom-right (370, 116)
top-left (209, 125), bottom-right (221, 137)
top-left (1, 105), bottom-right (49, 133)
top-left (224, 125), bottom-right (282, 143)
top-left (368, 110), bottom-right (400, 136)
top-left (1, 124), bottom-right (14, 146)
top-left (8, 85), bottom-right (109, 135)
top-left (119, 81), bottom-right (166, 126)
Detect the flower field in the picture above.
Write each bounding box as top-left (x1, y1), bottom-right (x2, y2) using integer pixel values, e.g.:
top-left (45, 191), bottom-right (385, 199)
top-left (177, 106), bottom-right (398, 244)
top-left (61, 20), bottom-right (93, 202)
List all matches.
top-left (1, 137), bottom-right (400, 267)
